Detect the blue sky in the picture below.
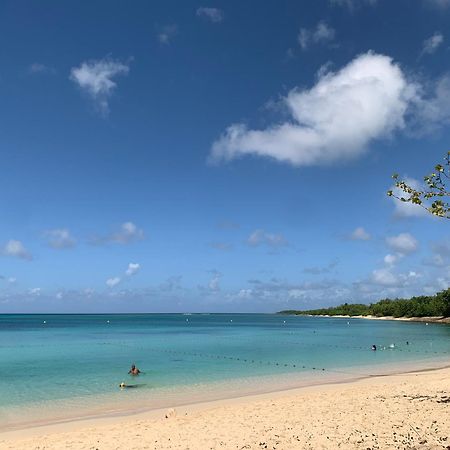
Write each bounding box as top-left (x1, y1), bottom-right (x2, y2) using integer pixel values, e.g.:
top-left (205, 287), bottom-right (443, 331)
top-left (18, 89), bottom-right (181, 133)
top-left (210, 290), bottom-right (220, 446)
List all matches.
top-left (1, 0), bottom-right (449, 313)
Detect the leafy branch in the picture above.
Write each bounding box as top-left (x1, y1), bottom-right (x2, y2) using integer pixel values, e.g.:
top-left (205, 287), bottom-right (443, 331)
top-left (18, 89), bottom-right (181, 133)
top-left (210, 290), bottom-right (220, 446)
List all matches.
top-left (387, 151), bottom-right (450, 219)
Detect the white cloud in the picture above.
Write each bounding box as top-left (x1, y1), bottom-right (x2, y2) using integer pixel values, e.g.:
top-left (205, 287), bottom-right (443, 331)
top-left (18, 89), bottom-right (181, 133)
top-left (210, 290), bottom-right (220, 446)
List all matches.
top-left (91, 222), bottom-right (144, 245)
top-left (28, 63), bottom-right (56, 75)
top-left (3, 240), bottom-right (32, 260)
top-left (413, 75), bottom-right (450, 133)
top-left (390, 177), bottom-right (428, 218)
top-left (237, 289), bottom-right (253, 299)
top-left (7, 277), bottom-right (16, 284)
top-left (28, 287), bottom-right (41, 296)
top-left (125, 263), bottom-right (140, 276)
top-left (56, 291), bottom-right (64, 300)
top-left (208, 271), bottom-right (222, 291)
top-left (196, 7), bottom-right (224, 23)
top-left (70, 58), bottom-right (129, 115)
top-left (384, 253), bottom-right (400, 266)
top-left (210, 52), bottom-right (416, 167)
top-left (157, 25), bottom-right (178, 44)
top-left (44, 229), bottom-right (76, 249)
top-left (386, 233), bottom-right (418, 255)
top-left (247, 229), bottom-right (288, 248)
top-left (421, 32), bottom-right (444, 55)
top-left (371, 267), bottom-right (420, 287)
top-left (350, 227), bottom-right (371, 240)
top-left (112, 222), bottom-right (144, 244)
top-left (372, 268), bottom-right (398, 286)
top-left (106, 277), bottom-right (121, 288)
top-left (298, 21), bottom-right (335, 50)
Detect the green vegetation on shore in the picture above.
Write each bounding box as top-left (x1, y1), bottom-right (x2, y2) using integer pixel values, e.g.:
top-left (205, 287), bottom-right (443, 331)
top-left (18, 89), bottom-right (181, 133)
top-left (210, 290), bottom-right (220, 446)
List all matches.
top-left (279, 288), bottom-right (450, 318)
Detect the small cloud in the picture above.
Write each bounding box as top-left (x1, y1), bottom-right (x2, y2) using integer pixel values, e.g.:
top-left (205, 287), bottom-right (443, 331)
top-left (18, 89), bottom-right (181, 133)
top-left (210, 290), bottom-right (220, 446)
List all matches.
top-left (55, 291), bottom-right (64, 300)
top-left (29, 287), bottom-right (41, 296)
top-left (371, 268), bottom-right (398, 286)
top-left (8, 277), bottom-right (17, 284)
top-left (90, 222), bottom-right (144, 246)
top-left (70, 57), bottom-right (130, 116)
top-left (421, 32), bottom-right (444, 56)
top-left (106, 277), bottom-right (121, 288)
top-left (2, 240), bottom-right (32, 260)
top-left (247, 229), bottom-right (288, 248)
top-left (196, 7), bottom-right (224, 23)
top-left (208, 270), bottom-right (222, 291)
top-left (44, 229), bottom-right (76, 249)
top-left (386, 233), bottom-right (418, 255)
top-left (298, 21), bottom-right (335, 50)
top-left (384, 253), bottom-right (401, 266)
top-left (157, 24), bottom-right (178, 44)
top-left (349, 227), bottom-right (371, 241)
top-left (125, 263), bottom-right (140, 276)
top-left (28, 63), bottom-right (56, 75)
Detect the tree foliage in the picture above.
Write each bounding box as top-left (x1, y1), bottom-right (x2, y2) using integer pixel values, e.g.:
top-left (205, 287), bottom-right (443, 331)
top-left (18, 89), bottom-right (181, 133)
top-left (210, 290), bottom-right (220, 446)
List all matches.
top-left (387, 151), bottom-right (450, 219)
top-left (280, 288), bottom-right (450, 318)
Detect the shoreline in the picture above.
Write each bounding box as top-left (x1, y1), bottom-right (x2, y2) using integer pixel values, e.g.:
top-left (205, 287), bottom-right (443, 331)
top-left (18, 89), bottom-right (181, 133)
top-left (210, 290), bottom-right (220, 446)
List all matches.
top-left (1, 365), bottom-right (449, 449)
top-left (1, 360), bottom-right (450, 441)
top-left (296, 314), bottom-right (450, 324)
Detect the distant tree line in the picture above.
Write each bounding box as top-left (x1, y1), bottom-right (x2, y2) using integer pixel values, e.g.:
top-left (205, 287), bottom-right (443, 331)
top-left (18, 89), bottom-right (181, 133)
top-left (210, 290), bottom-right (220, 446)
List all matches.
top-left (280, 288), bottom-right (450, 318)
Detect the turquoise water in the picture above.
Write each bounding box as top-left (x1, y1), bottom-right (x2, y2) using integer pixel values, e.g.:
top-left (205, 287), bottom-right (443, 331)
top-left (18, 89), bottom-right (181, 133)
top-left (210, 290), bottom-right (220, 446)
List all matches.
top-left (0, 314), bottom-right (449, 429)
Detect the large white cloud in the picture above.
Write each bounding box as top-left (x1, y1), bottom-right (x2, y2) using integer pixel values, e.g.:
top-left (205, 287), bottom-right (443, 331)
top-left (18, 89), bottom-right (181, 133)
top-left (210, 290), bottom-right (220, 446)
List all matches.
top-left (70, 58), bottom-right (129, 115)
top-left (210, 52), bottom-right (416, 167)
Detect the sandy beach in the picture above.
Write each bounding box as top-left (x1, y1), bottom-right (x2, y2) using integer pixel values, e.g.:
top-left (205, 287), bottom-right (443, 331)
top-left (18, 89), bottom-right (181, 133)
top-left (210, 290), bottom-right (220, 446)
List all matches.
top-left (306, 315), bottom-right (450, 324)
top-left (1, 367), bottom-right (449, 450)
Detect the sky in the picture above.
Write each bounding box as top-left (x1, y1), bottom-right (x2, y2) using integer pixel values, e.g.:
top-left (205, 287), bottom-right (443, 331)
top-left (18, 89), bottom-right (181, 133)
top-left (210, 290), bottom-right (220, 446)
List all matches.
top-left (0, 0), bottom-right (449, 313)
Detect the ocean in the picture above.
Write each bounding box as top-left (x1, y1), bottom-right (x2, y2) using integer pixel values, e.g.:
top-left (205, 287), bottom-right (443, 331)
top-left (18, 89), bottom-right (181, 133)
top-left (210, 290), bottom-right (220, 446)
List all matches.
top-left (1, 313), bottom-right (449, 430)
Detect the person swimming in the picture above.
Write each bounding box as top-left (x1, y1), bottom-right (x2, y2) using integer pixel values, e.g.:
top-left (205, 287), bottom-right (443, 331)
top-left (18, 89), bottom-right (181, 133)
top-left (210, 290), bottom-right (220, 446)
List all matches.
top-left (119, 382), bottom-right (139, 389)
top-left (128, 364), bottom-right (141, 375)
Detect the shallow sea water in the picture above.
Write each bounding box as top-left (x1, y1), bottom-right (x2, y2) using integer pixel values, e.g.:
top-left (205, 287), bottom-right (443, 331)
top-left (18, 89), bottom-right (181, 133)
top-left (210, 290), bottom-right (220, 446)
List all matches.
top-left (0, 313), bottom-right (449, 430)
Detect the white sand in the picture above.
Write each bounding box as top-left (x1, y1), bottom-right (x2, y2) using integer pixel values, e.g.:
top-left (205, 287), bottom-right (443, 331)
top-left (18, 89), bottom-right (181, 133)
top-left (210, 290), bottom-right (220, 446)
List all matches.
top-left (1, 367), bottom-right (449, 449)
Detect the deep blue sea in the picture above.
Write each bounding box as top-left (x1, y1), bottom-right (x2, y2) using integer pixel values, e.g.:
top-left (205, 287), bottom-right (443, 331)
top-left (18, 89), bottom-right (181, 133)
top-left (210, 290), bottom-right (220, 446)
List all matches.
top-left (1, 313), bottom-right (449, 430)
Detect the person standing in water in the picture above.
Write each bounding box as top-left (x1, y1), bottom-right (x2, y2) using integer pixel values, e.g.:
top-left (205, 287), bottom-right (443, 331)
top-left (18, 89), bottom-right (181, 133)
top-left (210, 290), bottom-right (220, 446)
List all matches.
top-left (128, 364), bottom-right (141, 375)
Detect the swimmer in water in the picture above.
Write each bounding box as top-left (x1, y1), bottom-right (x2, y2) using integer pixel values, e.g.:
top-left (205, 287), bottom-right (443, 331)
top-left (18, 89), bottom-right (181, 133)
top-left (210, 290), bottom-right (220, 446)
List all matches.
top-left (119, 382), bottom-right (139, 389)
top-left (128, 364), bottom-right (141, 376)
